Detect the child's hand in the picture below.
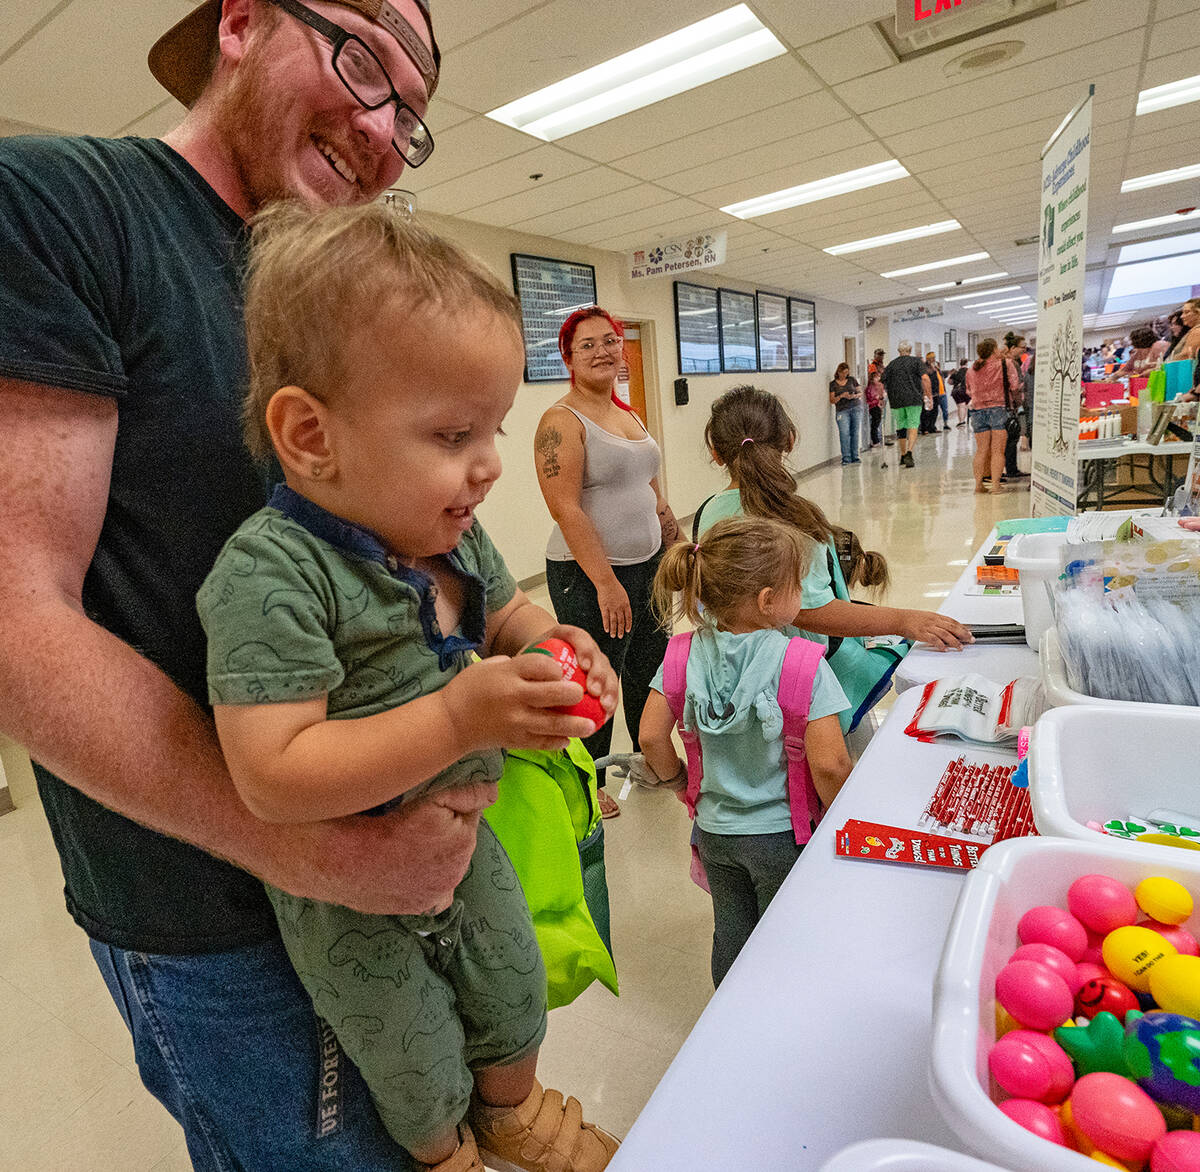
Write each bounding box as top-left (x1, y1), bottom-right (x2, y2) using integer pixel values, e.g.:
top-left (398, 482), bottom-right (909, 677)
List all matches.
top-left (899, 609), bottom-right (973, 650)
top-left (526, 624), bottom-right (619, 721)
top-left (441, 653), bottom-right (598, 754)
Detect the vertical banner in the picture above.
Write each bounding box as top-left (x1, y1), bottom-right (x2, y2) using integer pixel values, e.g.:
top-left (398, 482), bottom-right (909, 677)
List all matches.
top-left (1030, 89), bottom-right (1093, 516)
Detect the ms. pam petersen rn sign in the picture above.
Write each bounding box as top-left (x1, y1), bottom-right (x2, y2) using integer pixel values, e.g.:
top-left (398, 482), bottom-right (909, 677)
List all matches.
top-left (896, 0), bottom-right (992, 36)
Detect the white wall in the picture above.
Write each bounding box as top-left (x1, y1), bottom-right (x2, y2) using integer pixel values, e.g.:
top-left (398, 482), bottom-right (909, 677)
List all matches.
top-left (422, 210), bottom-right (860, 581)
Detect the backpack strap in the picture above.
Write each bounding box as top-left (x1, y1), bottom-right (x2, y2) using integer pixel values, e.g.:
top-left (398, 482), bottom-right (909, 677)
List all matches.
top-left (690, 494), bottom-right (716, 543)
top-left (661, 631), bottom-right (702, 820)
top-left (777, 637), bottom-right (827, 846)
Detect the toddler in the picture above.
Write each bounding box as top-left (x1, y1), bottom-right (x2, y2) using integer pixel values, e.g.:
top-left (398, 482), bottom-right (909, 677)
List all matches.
top-left (196, 201), bottom-right (619, 1172)
top-left (638, 517), bottom-right (853, 987)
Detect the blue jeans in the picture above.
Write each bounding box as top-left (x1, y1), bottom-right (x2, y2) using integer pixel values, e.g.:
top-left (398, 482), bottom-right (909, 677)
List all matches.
top-left (90, 937), bottom-right (416, 1171)
top-left (835, 406), bottom-right (862, 463)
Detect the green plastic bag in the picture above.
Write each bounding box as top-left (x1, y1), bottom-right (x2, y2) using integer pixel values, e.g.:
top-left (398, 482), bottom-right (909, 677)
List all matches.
top-left (1147, 366), bottom-right (1166, 403)
top-left (484, 740), bottom-right (618, 1009)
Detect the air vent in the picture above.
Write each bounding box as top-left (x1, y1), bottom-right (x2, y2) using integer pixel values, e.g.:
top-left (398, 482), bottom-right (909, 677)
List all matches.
top-left (878, 0), bottom-right (1057, 62)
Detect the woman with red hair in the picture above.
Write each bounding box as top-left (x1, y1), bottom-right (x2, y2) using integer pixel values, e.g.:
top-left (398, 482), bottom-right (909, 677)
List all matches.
top-left (534, 307), bottom-right (677, 817)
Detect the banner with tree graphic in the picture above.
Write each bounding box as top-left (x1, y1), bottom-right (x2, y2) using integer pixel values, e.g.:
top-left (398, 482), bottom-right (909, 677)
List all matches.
top-left (1030, 89), bottom-right (1092, 516)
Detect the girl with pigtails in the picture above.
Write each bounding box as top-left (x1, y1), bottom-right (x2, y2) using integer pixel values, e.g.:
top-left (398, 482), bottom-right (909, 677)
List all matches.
top-left (637, 516), bottom-right (852, 987)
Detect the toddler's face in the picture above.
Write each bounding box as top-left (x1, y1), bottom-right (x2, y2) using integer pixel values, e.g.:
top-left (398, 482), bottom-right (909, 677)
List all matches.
top-left (324, 305), bottom-right (523, 558)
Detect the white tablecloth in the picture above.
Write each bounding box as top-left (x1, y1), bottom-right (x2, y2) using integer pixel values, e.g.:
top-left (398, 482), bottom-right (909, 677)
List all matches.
top-left (611, 681), bottom-right (1018, 1169)
top-left (894, 526), bottom-right (1037, 692)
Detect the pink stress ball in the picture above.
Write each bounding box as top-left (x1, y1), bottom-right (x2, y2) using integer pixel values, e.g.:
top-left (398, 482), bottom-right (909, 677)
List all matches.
top-left (1080, 928), bottom-right (1107, 967)
top-left (998, 1098), bottom-right (1070, 1146)
top-left (988, 1029), bottom-right (1075, 1103)
top-left (1068, 874), bottom-right (1139, 935)
top-left (1152, 1131), bottom-right (1200, 1172)
top-left (1009, 943), bottom-right (1083, 992)
top-left (1070, 1072), bottom-right (1166, 1163)
top-left (1074, 961), bottom-right (1108, 987)
top-left (1018, 905), bottom-right (1088, 961)
top-left (1142, 919), bottom-right (1200, 957)
top-left (996, 960), bottom-right (1075, 1031)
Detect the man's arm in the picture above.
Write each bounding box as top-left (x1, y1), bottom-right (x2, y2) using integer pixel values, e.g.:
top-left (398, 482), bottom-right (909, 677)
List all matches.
top-left (0, 377), bottom-right (483, 914)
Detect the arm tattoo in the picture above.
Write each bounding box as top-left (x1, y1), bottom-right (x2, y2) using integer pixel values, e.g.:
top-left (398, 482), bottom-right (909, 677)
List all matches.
top-left (536, 426), bottom-right (562, 478)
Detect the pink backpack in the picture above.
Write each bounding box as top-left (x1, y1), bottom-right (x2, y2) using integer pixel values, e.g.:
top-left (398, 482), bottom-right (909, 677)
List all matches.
top-left (659, 631), bottom-right (828, 888)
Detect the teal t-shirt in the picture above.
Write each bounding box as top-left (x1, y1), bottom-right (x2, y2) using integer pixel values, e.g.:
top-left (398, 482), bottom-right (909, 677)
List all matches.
top-left (650, 627), bottom-right (847, 834)
top-left (696, 488), bottom-right (837, 644)
top-left (197, 484), bottom-right (518, 809)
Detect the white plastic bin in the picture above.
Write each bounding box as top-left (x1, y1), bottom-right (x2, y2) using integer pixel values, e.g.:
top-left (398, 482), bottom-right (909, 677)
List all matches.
top-left (1040, 628), bottom-right (1193, 712)
top-left (1003, 532), bottom-right (1068, 651)
top-left (819, 1139), bottom-right (1013, 1171)
top-left (930, 837), bottom-right (1200, 1171)
top-left (1029, 705), bottom-right (1200, 845)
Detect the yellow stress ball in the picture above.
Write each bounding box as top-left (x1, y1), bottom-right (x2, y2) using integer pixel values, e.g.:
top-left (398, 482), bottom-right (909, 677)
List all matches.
top-left (1148, 954), bottom-right (1200, 1018)
top-left (1135, 875), bottom-right (1194, 926)
top-left (1101, 924), bottom-right (1177, 993)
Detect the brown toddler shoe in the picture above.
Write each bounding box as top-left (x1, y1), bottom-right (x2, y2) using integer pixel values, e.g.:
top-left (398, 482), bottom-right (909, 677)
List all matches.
top-left (426, 1123), bottom-right (485, 1172)
top-left (470, 1079), bottom-right (619, 1172)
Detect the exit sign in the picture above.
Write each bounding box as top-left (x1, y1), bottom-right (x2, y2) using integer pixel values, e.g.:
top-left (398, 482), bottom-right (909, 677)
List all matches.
top-left (896, 0), bottom-right (994, 37)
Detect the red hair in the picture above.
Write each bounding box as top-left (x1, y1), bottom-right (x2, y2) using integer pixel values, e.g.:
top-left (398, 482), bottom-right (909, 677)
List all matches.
top-left (558, 305), bottom-right (631, 411)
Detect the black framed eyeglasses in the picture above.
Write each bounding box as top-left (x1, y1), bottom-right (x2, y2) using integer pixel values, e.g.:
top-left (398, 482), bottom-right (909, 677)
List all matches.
top-left (266, 0), bottom-right (434, 168)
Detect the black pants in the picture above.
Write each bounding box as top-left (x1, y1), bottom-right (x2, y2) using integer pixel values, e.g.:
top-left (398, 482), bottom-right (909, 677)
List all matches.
top-left (695, 827), bottom-right (802, 987)
top-left (1005, 418), bottom-right (1021, 475)
top-left (546, 552), bottom-right (669, 789)
top-left (868, 405), bottom-right (882, 445)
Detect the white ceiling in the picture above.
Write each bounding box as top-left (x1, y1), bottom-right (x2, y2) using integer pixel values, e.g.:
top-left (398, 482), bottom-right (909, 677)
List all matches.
top-left (2, 0), bottom-right (1199, 337)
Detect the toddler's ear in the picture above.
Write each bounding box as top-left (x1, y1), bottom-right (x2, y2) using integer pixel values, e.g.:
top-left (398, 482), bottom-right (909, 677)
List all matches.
top-left (265, 386), bottom-right (334, 483)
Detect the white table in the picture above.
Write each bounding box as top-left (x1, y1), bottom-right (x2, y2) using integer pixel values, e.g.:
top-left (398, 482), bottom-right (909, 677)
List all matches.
top-left (612, 684), bottom-right (1018, 1170)
top-left (894, 526), bottom-right (1037, 693)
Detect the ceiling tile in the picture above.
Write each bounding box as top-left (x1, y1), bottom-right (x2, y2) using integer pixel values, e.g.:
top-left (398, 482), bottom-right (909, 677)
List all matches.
top-left (466, 167), bottom-right (640, 226)
top-left (798, 25), bottom-right (896, 86)
top-left (753, 0), bottom-right (891, 47)
top-left (415, 143), bottom-right (593, 215)
top-left (512, 183), bottom-right (677, 237)
top-left (406, 117), bottom-right (542, 191)
top-left (0, 0), bottom-right (69, 50)
top-left (1147, 9), bottom-right (1200, 58)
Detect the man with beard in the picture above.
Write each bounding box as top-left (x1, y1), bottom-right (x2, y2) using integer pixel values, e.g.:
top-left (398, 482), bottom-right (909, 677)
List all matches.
top-left (0, 2), bottom-right (548, 1168)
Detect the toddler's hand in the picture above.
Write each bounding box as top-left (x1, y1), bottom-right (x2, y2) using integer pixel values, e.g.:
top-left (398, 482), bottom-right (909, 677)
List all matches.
top-left (441, 653), bottom-right (597, 755)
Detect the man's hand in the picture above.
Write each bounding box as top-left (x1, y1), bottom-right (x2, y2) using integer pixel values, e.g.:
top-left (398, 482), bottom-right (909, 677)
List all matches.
top-left (264, 784), bottom-right (498, 915)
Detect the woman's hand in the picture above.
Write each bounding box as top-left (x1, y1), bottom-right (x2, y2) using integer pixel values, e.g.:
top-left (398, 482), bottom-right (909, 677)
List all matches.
top-left (596, 578), bottom-right (633, 639)
top-left (898, 609), bottom-right (973, 650)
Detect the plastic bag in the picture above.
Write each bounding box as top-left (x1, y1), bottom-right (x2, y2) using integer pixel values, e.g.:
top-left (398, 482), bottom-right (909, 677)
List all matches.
top-left (904, 674), bottom-right (1044, 746)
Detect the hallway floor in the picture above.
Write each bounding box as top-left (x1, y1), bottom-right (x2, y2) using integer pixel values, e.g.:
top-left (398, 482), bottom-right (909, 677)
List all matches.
top-left (0, 425), bottom-right (1031, 1169)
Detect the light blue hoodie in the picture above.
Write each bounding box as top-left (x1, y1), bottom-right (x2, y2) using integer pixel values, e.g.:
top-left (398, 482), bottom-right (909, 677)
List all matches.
top-left (651, 627), bottom-right (847, 835)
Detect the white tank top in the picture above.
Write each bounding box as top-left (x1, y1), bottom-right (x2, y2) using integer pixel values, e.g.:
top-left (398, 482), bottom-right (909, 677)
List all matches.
top-left (545, 405), bottom-right (663, 565)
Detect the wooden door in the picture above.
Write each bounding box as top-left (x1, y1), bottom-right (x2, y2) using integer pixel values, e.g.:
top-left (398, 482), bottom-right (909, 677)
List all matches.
top-left (618, 323), bottom-right (648, 425)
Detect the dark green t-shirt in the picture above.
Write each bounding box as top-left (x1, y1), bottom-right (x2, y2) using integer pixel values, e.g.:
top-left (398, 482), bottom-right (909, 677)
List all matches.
top-left (0, 135), bottom-right (275, 952)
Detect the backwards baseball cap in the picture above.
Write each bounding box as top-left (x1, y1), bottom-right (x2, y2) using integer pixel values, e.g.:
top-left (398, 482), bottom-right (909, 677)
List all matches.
top-left (149, 0), bottom-right (439, 108)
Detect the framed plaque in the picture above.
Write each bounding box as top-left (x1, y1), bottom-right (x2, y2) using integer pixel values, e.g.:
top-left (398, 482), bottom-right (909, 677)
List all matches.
top-left (789, 297), bottom-right (817, 372)
top-left (510, 253), bottom-right (598, 382)
top-left (719, 288), bottom-right (758, 373)
top-left (674, 281), bottom-right (720, 375)
top-left (756, 292), bottom-right (790, 372)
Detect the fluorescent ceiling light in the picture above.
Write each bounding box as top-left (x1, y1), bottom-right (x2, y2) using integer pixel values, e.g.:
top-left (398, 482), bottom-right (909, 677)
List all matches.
top-left (919, 271), bottom-right (1008, 291)
top-left (1117, 231), bottom-right (1200, 264)
top-left (942, 284), bottom-right (1019, 301)
top-left (1107, 252), bottom-right (1200, 300)
top-left (962, 296), bottom-right (1033, 310)
top-left (881, 252), bottom-right (990, 279)
top-left (486, 5), bottom-right (786, 141)
top-left (721, 160), bottom-right (909, 219)
top-left (1137, 73), bottom-right (1200, 116)
top-left (1113, 209), bottom-right (1200, 234)
top-left (824, 219), bottom-right (959, 256)
top-left (1121, 162), bottom-right (1200, 194)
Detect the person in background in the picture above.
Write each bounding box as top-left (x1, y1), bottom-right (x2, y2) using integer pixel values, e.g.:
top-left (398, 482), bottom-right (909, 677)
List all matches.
top-left (868, 347), bottom-right (886, 379)
top-left (1118, 325), bottom-right (1168, 376)
top-left (948, 357), bottom-right (970, 426)
top-left (1163, 311), bottom-right (1188, 360)
top-left (638, 516), bottom-right (852, 988)
top-left (881, 342), bottom-right (930, 468)
top-left (1171, 299), bottom-right (1200, 362)
top-left (922, 351), bottom-right (950, 432)
top-left (829, 361), bottom-right (863, 465)
top-left (967, 338), bottom-right (1019, 494)
top-left (534, 307), bottom-right (675, 819)
top-left (1001, 336), bottom-right (1028, 481)
top-left (864, 368), bottom-right (885, 448)
top-left (0, 0), bottom-right (510, 1166)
